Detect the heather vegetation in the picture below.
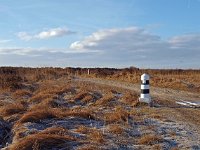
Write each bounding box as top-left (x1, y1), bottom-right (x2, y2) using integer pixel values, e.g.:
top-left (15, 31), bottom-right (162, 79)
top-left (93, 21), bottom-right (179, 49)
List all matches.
top-left (0, 67), bottom-right (199, 149)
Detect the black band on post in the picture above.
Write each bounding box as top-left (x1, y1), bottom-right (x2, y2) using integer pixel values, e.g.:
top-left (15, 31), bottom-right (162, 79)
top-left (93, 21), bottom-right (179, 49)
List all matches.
top-left (141, 89), bottom-right (149, 94)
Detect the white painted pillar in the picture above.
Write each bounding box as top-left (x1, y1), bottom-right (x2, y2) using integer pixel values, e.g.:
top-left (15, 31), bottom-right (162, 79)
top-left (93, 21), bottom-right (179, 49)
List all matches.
top-left (139, 73), bottom-right (151, 104)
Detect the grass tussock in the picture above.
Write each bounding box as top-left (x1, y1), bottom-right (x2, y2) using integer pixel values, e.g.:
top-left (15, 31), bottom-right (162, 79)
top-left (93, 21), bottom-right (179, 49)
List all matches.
top-left (0, 102), bottom-right (26, 117)
top-left (39, 85), bottom-right (76, 96)
top-left (12, 89), bottom-right (32, 99)
top-left (17, 109), bottom-right (59, 124)
top-left (73, 90), bottom-right (98, 104)
top-left (63, 109), bottom-right (95, 120)
top-left (138, 134), bottom-right (163, 145)
top-left (153, 144), bottom-right (162, 150)
top-left (10, 133), bottom-right (76, 150)
top-left (121, 92), bottom-right (138, 105)
top-left (133, 101), bottom-right (149, 107)
top-left (28, 97), bottom-right (62, 111)
top-left (103, 106), bottom-right (129, 123)
top-left (74, 90), bottom-right (90, 100)
top-left (17, 108), bottom-right (95, 125)
top-left (108, 124), bottom-right (124, 134)
top-left (39, 127), bottom-right (69, 135)
top-left (13, 127), bottom-right (69, 142)
top-left (41, 98), bottom-right (60, 108)
top-left (76, 90), bottom-right (102, 104)
top-left (81, 94), bottom-right (94, 103)
top-left (29, 93), bottom-right (57, 104)
top-left (77, 145), bottom-right (100, 150)
top-left (75, 125), bottom-right (89, 134)
top-left (95, 92), bottom-right (115, 106)
top-left (29, 85), bottom-right (75, 104)
top-left (88, 129), bottom-right (104, 143)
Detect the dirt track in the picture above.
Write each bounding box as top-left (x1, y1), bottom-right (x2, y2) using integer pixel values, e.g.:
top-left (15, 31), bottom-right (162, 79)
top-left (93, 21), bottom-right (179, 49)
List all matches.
top-left (77, 77), bottom-right (200, 106)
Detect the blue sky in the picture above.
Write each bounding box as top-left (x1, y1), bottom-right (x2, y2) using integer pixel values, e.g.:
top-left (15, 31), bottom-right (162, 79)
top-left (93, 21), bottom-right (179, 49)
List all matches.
top-left (0, 0), bottom-right (200, 68)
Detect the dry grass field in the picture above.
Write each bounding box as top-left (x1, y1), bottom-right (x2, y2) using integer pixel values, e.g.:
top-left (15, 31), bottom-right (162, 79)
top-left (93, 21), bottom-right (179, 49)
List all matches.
top-left (0, 67), bottom-right (200, 150)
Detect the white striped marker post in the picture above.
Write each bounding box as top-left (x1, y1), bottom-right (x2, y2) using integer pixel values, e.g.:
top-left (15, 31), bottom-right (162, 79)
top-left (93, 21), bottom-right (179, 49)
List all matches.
top-left (139, 73), bottom-right (151, 104)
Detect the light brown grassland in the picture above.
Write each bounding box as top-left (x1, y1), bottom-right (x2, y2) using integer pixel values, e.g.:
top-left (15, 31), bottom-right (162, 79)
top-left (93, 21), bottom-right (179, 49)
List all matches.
top-left (0, 67), bottom-right (199, 149)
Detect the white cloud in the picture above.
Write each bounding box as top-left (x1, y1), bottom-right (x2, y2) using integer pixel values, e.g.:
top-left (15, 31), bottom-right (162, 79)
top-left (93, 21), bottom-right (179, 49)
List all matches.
top-left (17, 28), bottom-right (75, 41)
top-left (70, 27), bottom-right (200, 54)
top-left (17, 32), bottom-right (32, 41)
top-left (70, 27), bottom-right (164, 52)
top-left (35, 28), bottom-right (75, 39)
top-left (0, 47), bottom-right (44, 55)
top-left (0, 46), bottom-right (95, 56)
top-left (69, 27), bottom-right (200, 68)
top-left (169, 33), bottom-right (200, 49)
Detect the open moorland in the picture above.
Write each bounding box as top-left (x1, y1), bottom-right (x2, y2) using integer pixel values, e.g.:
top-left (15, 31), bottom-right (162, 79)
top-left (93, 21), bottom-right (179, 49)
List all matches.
top-left (0, 67), bottom-right (200, 150)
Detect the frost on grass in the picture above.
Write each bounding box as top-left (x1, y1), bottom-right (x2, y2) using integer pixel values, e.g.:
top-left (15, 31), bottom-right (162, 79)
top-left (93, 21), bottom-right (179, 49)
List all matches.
top-left (0, 75), bottom-right (199, 150)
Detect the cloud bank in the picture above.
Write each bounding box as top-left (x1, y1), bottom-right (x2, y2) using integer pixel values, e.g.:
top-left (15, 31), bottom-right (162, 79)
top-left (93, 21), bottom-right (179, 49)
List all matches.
top-left (69, 27), bottom-right (200, 68)
top-left (1, 26), bottom-right (200, 68)
top-left (17, 28), bottom-right (75, 41)
top-left (70, 27), bottom-right (165, 52)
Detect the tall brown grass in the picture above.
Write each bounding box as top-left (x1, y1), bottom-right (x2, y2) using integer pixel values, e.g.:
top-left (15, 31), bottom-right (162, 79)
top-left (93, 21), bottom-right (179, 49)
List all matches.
top-left (0, 67), bottom-right (199, 149)
top-left (138, 134), bottom-right (163, 145)
top-left (18, 109), bottom-right (58, 124)
top-left (108, 124), bottom-right (124, 134)
top-left (75, 125), bottom-right (89, 134)
top-left (10, 133), bottom-right (76, 150)
top-left (12, 89), bottom-right (32, 99)
top-left (94, 91), bottom-right (117, 107)
top-left (17, 108), bottom-right (95, 125)
top-left (121, 91), bottom-right (138, 105)
top-left (0, 102), bottom-right (26, 117)
top-left (103, 106), bottom-right (129, 123)
top-left (88, 129), bottom-right (104, 143)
